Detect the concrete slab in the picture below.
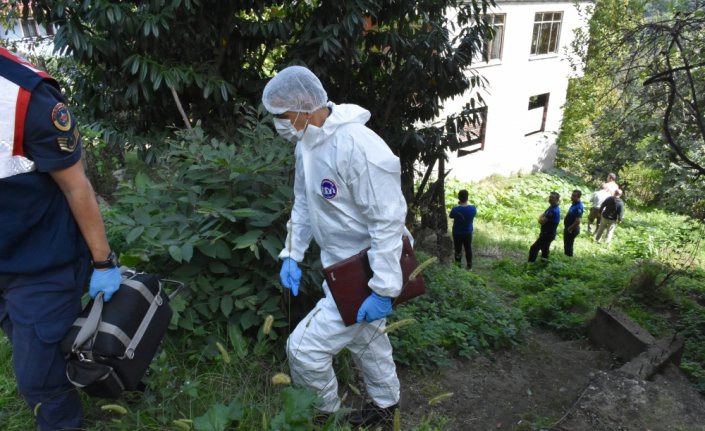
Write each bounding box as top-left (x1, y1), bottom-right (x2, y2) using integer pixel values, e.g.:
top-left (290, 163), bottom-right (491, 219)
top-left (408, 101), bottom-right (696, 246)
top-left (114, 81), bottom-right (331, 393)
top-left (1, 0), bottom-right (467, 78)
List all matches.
top-left (619, 334), bottom-right (684, 380)
top-left (586, 306), bottom-right (655, 361)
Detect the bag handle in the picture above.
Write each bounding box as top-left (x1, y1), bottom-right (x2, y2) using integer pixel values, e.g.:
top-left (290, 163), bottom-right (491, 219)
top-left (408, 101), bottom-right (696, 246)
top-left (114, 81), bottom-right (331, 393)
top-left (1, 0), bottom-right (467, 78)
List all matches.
top-left (72, 292), bottom-right (104, 352)
top-left (160, 278), bottom-right (185, 301)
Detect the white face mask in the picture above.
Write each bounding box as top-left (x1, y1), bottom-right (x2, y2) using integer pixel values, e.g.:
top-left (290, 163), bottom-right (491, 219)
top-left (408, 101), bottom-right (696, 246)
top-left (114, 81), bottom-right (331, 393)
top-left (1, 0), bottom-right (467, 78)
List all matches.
top-left (274, 112), bottom-right (307, 143)
top-left (273, 118), bottom-right (298, 142)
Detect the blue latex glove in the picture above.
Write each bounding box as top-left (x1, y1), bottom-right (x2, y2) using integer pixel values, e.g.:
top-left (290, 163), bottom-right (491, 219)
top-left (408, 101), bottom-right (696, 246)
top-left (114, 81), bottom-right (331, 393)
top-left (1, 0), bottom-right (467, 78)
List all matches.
top-left (356, 291), bottom-right (393, 323)
top-left (279, 257), bottom-right (302, 296)
top-left (89, 267), bottom-right (122, 302)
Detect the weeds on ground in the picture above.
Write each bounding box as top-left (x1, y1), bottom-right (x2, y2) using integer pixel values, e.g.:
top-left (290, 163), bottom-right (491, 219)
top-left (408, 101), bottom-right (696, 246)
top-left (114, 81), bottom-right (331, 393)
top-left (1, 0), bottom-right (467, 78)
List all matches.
top-left (389, 258), bottom-right (527, 370)
top-left (3, 171), bottom-right (704, 430)
top-left (451, 172), bottom-right (705, 393)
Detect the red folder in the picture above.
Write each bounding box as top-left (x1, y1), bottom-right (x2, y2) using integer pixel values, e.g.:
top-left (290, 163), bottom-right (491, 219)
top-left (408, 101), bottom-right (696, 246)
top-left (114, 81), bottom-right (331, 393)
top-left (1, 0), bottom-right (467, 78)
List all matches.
top-left (323, 237), bottom-right (426, 326)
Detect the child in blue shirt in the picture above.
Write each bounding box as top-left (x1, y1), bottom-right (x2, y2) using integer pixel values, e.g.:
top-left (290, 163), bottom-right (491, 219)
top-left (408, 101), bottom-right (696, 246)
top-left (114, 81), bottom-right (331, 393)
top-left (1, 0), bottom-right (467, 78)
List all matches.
top-left (449, 189), bottom-right (477, 270)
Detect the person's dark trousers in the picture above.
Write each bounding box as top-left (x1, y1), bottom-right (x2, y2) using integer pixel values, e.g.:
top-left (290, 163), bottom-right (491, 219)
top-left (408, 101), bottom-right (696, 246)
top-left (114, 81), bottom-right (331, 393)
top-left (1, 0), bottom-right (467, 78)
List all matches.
top-left (563, 228), bottom-right (579, 257)
top-left (528, 234), bottom-right (554, 262)
top-left (453, 233), bottom-right (473, 269)
top-left (0, 257), bottom-right (88, 431)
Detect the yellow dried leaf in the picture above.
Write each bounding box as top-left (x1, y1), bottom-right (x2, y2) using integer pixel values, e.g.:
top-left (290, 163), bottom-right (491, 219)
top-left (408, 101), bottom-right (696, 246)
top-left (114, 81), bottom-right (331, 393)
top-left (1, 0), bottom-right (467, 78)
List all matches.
top-left (216, 341), bottom-right (232, 364)
top-left (101, 404), bottom-right (128, 414)
top-left (408, 257), bottom-right (437, 281)
top-left (393, 406), bottom-right (401, 431)
top-left (428, 392), bottom-right (453, 405)
top-left (384, 318), bottom-right (417, 334)
top-left (271, 372), bottom-right (292, 385)
top-left (263, 314), bottom-right (274, 335)
top-left (172, 419), bottom-right (191, 431)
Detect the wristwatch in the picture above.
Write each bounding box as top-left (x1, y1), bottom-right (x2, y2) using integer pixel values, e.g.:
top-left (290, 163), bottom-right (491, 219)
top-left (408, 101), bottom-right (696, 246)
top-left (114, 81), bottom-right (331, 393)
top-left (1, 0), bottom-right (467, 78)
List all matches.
top-left (92, 250), bottom-right (119, 269)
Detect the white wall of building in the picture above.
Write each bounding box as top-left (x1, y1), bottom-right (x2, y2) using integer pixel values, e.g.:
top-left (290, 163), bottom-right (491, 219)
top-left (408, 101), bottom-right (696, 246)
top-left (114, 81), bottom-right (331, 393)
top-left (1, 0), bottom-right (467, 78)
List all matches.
top-left (1, 14), bottom-right (55, 55)
top-left (442, 0), bottom-right (594, 182)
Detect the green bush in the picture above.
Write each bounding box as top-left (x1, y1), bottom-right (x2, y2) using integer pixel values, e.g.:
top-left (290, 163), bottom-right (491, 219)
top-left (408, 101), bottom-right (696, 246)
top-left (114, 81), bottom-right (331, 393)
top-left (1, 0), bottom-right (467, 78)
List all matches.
top-left (106, 110), bottom-right (298, 338)
top-left (389, 259), bottom-right (527, 370)
top-left (618, 160), bottom-right (663, 206)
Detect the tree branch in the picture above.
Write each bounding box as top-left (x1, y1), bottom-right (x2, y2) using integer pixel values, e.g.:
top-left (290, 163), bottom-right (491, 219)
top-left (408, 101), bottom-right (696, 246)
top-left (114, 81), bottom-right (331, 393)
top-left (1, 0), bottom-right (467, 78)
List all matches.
top-left (169, 85), bottom-right (195, 134)
top-left (660, 75), bottom-right (705, 176)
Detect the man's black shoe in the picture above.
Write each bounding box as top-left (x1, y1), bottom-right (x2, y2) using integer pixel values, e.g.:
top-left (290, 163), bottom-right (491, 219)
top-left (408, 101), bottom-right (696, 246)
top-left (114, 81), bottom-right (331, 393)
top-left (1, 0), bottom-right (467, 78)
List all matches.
top-left (313, 412), bottom-right (330, 426)
top-left (347, 402), bottom-right (398, 428)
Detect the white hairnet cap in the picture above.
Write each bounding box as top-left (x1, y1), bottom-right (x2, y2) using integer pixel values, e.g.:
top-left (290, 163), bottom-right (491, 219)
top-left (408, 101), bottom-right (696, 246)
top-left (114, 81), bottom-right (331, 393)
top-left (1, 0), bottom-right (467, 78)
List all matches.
top-left (262, 66), bottom-right (328, 114)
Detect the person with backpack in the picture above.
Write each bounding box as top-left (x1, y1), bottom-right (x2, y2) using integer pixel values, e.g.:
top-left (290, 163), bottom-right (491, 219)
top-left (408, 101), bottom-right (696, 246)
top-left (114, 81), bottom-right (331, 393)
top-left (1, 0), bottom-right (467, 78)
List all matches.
top-left (594, 189), bottom-right (624, 244)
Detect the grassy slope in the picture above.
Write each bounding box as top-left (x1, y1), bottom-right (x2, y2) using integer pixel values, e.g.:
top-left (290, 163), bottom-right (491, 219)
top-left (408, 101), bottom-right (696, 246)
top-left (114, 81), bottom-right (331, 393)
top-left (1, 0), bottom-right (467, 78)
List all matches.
top-left (447, 171), bottom-right (705, 390)
top-left (1, 170), bottom-right (703, 430)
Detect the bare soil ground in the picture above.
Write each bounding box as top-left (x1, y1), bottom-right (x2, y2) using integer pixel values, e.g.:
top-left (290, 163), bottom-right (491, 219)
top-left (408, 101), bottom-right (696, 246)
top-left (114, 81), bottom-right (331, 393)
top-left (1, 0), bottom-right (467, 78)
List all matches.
top-left (397, 328), bottom-right (705, 431)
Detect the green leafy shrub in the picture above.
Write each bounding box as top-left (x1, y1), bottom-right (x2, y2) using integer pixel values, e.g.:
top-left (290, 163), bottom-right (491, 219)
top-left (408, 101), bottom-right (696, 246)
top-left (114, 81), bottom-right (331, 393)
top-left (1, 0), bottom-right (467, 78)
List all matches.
top-left (676, 309), bottom-right (705, 394)
top-left (269, 387), bottom-right (319, 431)
top-left (623, 260), bottom-right (669, 304)
top-left (81, 125), bottom-right (123, 199)
top-left (389, 260), bottom-right (527, 370)
top-left (106, 111), bottom-right (300, 337)
top-left (618, 160), bottom-right (663, 206)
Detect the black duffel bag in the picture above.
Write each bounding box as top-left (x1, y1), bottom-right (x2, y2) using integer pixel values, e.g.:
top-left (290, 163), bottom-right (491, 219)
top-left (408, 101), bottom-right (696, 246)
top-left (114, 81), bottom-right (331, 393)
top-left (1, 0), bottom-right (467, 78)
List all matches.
top-left (61, 269), bottom-right (182, 398)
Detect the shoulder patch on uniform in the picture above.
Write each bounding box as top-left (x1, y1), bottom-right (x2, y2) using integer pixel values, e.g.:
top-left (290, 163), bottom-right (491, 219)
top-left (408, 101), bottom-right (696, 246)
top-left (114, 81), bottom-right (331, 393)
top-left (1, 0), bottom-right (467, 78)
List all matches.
top-left (58, 126), bottom-right (80, 153)
top-left (51, 103), bottom-right (72, 132)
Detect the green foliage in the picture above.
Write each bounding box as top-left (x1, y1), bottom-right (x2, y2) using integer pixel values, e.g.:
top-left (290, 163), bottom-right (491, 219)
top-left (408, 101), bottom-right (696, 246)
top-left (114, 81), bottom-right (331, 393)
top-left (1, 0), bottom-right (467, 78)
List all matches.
top-left (469, 172), bottom-right (705, 391)
top-left (678, 309), bottom-right (705, 393)
top-left (557, 0), bottom-right (705, 217)
top-left (80, 125), bottom-right (123, 198)
top-left (106, 110), bottom-right (297, 336)
top-left (3, 170), bottom-right (705, 428)
top-left (70, 331), bottom-right (330, 431)
top-left (389, 259), bottom-right (527, 370)
top-left (618, 161), bottom-right (663, 207)
top-left (193, 399), bottom-right (243, 431)
top-left (20, 0), bottom-right (495, 206)
top-left (269, 387), bottom-right (319, 431)
top-left (446, 171), bottom-right (588, 232)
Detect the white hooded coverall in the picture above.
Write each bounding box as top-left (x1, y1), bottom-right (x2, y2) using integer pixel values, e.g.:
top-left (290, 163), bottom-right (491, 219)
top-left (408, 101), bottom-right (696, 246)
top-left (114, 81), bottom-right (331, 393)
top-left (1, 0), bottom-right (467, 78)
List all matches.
top-left (280, 103), bottom-right (406, 412)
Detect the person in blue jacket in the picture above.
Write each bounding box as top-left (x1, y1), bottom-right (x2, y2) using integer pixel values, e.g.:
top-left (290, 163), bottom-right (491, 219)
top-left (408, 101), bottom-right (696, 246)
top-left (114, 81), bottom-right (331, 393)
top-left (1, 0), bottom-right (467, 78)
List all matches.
top-left (449, 189), bottom-right (477, 270)
top-left (528, 191), bottom-right (561, 262)
top-left (0, 48), bottom-right (121, 430)
top-left (563, 190), bottom-right (584, 256)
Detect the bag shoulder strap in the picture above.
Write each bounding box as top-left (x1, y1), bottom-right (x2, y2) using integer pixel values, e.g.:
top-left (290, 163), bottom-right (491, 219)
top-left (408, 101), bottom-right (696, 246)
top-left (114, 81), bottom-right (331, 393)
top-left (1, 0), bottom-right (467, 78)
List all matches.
top-left (122, 278), bottom-right (164, 360)
top-left (71, 293), bottom-right (104, 352)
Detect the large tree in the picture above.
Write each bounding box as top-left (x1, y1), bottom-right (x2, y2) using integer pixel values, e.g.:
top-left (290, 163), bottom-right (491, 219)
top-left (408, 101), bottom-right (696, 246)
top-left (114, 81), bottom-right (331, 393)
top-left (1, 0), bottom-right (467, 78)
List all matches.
top-left (557, 0), bottom-right (705, 217)
top-left (6, 0), bottom-right (494, 206)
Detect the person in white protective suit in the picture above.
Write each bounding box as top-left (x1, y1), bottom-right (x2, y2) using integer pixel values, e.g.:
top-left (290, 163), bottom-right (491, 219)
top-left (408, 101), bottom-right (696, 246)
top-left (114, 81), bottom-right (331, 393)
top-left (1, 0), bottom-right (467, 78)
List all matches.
top-left (262, 65), bottom-right (407, 428)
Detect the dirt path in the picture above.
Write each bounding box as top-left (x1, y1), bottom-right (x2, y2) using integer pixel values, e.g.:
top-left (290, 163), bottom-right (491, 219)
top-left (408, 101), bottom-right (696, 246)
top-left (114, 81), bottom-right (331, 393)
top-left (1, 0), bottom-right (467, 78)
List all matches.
top-left (397, 328), bottom-right (705, 431)
top-left (398, 329), bottom-right (614, 430)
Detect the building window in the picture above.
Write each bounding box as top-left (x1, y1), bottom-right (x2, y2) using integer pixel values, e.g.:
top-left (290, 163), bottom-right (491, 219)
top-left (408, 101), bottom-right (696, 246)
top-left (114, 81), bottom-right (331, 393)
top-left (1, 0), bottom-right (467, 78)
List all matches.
top-left (483, 14), bottom-right (505, 62)
top-left (530, 12), bottom-right (562, 56)
top-left (526, 93), bottom-right (549, 135)
top-left (457, 106), bottom-right (488, 157)
top-left (20, 18), bottom-right (40, 38)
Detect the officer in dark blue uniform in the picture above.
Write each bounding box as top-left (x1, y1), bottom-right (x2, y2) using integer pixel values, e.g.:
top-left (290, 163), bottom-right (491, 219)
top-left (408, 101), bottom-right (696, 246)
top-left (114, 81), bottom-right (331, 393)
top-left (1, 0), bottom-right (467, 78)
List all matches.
top-left (0, 48), bottom-right (122, 430)
top-left (528, 191), bottom-right (561, 262)
top-left (563, 190), bottom-right (584, 256)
